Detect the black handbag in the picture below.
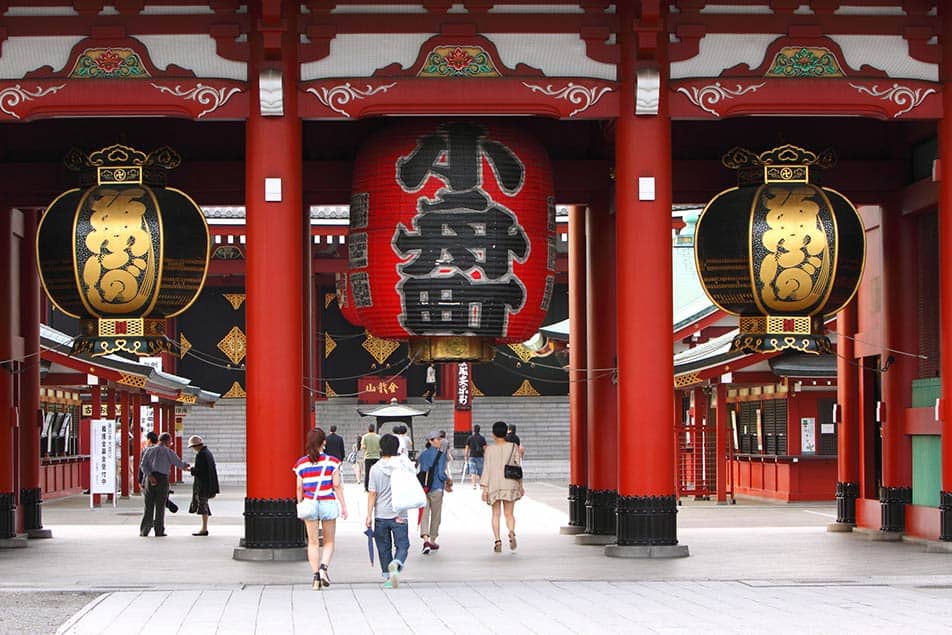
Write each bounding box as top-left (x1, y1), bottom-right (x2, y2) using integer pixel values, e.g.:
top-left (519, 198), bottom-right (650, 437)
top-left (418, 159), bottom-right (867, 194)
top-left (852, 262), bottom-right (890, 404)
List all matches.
top-left (503, 444), bottom-right (523, 480)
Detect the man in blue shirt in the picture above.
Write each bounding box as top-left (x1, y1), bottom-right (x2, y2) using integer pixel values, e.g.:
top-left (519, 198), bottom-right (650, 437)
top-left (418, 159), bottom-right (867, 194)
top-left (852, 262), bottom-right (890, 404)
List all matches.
top-left (417, 430), bottom-right (450, 554)
top-left (139, 432), bottom-right (189, 537)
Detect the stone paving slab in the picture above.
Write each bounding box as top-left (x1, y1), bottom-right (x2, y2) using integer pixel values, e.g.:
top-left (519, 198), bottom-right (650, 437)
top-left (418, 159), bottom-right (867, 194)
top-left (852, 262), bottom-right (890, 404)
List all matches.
top-left (2, 482), bottom-right (951, 633)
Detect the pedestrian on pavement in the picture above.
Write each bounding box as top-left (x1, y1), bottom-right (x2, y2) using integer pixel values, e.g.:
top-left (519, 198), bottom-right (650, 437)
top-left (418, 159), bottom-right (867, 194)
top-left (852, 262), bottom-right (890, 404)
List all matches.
top-left (481, 421), bottom-right (524, 553)
top-left (351, 434), bottom-right (364, 484)
top-left (422, 362), bottom-right (437, 403)
top-left (137, 431), bottom-right (158, 489)
top-left (439, 430), bottom-right (455, 472)
top-left (366, 433), bottom-right (410, 588)
top-left (139, 432), bottom-right (189, 537)
top-left (362, 423), bottom-right (381, 492)
top-left (395, 424), bottom-right (411, 457)
top-left (294, 427), bottom-right (348, 590)
top-left (506, 424), bottom-right (526, 459)
top-left (464, 424), bottom-right (487, 490)
top-left (324, 425), bottom-right (346, 461)
top-left (186, 435), bottom-right (220, 536)
top-left (418, 430), bottom-right (450, 555)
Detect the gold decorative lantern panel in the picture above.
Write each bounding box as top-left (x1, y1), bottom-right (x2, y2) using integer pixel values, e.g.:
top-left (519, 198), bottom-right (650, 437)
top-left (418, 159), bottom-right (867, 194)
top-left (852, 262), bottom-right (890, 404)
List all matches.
top-left (37, 144), bottom-right (210, 356)
top-left (694, 145), bottom-right (865, 354)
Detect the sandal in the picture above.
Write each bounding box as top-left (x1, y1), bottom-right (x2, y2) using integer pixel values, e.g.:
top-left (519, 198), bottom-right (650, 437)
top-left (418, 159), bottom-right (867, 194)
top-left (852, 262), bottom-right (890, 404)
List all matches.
top-left (509, 532), bottom-right (517, 552)
top-left (319, 564), bottom-right (330, 587)
top-left (493, 539), bottom-right (502, 553)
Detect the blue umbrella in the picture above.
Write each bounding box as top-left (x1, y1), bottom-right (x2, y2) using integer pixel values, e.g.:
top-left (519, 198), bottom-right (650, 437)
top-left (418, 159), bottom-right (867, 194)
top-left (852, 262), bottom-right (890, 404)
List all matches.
top-left (364, 526), bottom-right (376, 565)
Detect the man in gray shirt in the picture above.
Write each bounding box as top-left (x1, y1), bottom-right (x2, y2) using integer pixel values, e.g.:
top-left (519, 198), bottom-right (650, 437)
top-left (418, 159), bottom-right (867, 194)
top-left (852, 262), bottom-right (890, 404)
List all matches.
top-left (139, 432), bottom-right (189, 537)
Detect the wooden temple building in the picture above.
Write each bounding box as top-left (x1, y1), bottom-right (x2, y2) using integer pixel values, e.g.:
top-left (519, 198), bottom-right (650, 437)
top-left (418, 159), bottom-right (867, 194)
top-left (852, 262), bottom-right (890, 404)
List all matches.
top-left (1, 0), bottom-right (951, 557)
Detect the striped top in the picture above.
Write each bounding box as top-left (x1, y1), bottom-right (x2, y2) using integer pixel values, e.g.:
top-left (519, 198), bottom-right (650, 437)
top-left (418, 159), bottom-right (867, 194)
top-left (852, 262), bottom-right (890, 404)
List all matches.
top-left (292, 454), bottom-right (340, 500)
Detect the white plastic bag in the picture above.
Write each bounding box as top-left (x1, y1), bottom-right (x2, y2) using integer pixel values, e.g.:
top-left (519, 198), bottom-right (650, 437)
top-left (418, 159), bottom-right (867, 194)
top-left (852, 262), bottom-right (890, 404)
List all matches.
top-left (390, 462), bottom-right (426, 512)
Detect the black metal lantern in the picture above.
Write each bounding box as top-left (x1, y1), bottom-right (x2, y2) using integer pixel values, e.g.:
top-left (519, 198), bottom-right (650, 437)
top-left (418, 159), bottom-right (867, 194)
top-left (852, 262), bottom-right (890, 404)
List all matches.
top-left (695, 145), bottom-right (865, 354)
top-left (37, 144), bottom-right (210, 356)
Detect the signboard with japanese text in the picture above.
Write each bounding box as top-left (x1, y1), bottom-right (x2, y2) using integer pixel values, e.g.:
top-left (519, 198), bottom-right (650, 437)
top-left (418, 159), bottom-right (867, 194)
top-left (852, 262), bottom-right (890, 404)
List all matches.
top-left (357, 374), bottom-right (407, 404)
top-left (801, 417), bottom-right (817, 454)
top-left (455, 362), bottom-right (471, 411)
top-left (89, 418), bottom-right (117, 499)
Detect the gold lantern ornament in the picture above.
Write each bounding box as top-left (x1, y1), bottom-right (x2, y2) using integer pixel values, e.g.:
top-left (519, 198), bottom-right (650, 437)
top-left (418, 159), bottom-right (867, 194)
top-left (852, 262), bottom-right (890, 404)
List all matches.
top-left (695, 144), bottom-right (865, 354)
top-left (37, 144), bottom-right (210, 356)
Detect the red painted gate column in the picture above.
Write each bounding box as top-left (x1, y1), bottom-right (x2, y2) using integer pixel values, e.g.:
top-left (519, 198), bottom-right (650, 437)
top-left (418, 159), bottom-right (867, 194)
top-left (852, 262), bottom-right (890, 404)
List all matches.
top-left (0, 208), bottom-right (17, 540)
top-left (239, 0), bottom-right (306, 556)
top-left (715, 383), bottom-right (728, 503)
top-left (577, 197), bottom-right (616, 545)
top-left (120, 391), bottom-right (130, 497)
top-left (879, 203), bottom-right (916, 533)
top-left (563, 204), bottom-right (588, 533)
top-left (607, 2), bottom-right (687, 557)
top-left (18, 208), bottom-right (49, 538)
top-left (831, 303), bottom-right (859, 528)
top-left (939, 5), bottom-right (952, 542)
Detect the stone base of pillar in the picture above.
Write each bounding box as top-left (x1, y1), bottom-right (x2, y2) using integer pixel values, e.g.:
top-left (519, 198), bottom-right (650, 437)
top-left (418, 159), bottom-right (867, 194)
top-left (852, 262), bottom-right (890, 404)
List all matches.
top-left (568, 483), bottom-right (587, 528)
top-left (0, 536), bottom-right (27, 549)
top-left (575, 533), bottom-right (616, 545)
top-left (0, 493), bottom-right (15, 540)
top-left (826, 522), bottom-right (855, 533)
top-left (560, 525), bottom-right (586, 535)
top-left (605, 544), bottom-right (689, 559)
top-left (879, 486), bottom-right (911, 533)
top-left (616, 494), bottom-right (679, 546)
top-left (853, 526), bottom-right (902, 541)
top-left (584, 488), bottom-right (616, 535)
top-left (28, 528), bottom-right (53, 539)
top-left (236, 497), bottom-right (306, 559)
top-left (940, 491), bottom-right (952, 542)
top-left (835, 481), bottom-right (858, 525)
top-left (233, 545), bottom-right (307, 561)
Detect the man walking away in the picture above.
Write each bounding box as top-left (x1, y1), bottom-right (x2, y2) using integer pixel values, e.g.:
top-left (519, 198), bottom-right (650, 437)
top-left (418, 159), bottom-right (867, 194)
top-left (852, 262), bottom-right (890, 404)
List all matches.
top-left (464, 425), bottom-right (487, 490)
top-left (325, 425), bottom-right (346, 461)
top-left (362, 423), bottom-right (381, 492)
top-left (139, 432), bottom-right (189, 537)
top-left (366, 434), bottom-right (410, 588)
top-left (418, 430), bottom-right (450, 554)
top-left (422, 362), bottom-right (437, 403)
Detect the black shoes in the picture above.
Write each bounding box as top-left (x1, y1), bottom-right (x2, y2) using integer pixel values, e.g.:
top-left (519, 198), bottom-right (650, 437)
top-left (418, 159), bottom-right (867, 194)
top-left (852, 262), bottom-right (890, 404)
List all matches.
top-left (192, 530), bottom-right (208, 536)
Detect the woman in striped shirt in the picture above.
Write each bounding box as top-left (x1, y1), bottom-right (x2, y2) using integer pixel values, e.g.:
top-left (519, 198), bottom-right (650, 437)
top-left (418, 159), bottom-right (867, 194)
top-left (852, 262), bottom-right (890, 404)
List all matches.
top-left (294, 427), bottom-right (348, 589)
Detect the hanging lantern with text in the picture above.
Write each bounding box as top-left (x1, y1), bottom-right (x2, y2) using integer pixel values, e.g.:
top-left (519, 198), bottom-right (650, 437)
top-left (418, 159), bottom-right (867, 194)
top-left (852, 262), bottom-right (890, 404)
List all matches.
top-left (695, 145), bottom-right (865, 354)
top-left (349, 120), bottom-right (556, 362)
top-left (37, 144), bottom-right (210, 357)
top-left (335, 271), bottom-right (363, 327)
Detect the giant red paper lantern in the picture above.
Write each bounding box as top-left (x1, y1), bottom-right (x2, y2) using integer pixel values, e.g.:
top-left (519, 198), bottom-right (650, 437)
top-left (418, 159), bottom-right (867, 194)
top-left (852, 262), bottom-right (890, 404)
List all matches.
top-left (335, 271), bottom-right (363, 327)
top-left (349, 120), bottom-right (556, 361)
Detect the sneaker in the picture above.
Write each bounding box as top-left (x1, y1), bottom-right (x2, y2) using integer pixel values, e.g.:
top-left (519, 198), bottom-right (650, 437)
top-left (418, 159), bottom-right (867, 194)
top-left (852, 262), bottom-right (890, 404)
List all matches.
top-left (429, 542), bottom-right (440, 551)
top-left (382, 579), bottom-right (394, 589)
top-left (312, 573), bottom-right (321, 590)
top-left (387, 560), bottom-right (400, 588)
top-left (421, 541), bottom-right (431, 555)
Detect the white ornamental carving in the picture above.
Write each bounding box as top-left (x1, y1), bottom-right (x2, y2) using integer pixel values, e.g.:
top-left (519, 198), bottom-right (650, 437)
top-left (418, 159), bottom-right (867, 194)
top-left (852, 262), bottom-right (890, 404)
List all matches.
top-left (848, 83), bottom-right (936, 118)
top-left (676, 82), bottom-right (766, 117)
top-left (0, 84), bottom-right (66, 119)
top-left (306, 82), bottom-right (397, 118)
top-left (150, 83), bottom-right (241, 118)
top-left (521, 82), bottom-right (612, 117)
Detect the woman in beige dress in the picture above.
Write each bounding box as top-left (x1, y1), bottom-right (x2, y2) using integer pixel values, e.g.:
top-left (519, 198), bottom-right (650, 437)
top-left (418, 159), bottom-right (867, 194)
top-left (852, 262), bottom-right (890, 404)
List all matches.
top-left (480, 420), bottom-right (524, 552)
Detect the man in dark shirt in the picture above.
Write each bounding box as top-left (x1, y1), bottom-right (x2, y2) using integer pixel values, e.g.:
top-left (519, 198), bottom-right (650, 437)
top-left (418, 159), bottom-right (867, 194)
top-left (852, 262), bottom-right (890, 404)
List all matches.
top-left (139, 432), bottom-right (188, 537)
top-left (463, 425), bottom-right (487, 490)
top-left (324, 425), bottom-right (346, 461)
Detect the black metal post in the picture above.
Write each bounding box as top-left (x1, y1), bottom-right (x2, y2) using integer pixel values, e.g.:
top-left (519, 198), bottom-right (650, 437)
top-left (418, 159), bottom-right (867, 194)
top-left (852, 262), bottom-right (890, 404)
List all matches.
top-left (940, 491), bottom-right (952, 542)
top-left (879, 486), bottom-right (911, 533)
top-left (242, 498), bottom-right (306, 549)
top-left (568, 483), bottom-right (587, 527)
top-left (835, 481), bottom-right (858, 525)
top-left (0, 492), bottom-right (15, 539)
top-left (19, 487), bottom-right (43, 532)
top-left (584, 488), bottom-right (616, 535)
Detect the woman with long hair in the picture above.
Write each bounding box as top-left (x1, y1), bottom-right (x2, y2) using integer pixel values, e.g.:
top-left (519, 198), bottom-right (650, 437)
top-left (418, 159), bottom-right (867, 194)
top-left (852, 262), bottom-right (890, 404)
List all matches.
top-left (293, 427), bottom-right (348, 589)
top-left (480, 420), bottom-right (524, 553)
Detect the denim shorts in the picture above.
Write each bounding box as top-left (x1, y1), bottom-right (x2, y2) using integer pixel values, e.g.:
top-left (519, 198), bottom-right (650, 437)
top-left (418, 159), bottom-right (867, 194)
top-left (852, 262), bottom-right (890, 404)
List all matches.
top-left (468, 457), bottom-right (484, 476)
top-left (302, 498), bottom-right (339, 521)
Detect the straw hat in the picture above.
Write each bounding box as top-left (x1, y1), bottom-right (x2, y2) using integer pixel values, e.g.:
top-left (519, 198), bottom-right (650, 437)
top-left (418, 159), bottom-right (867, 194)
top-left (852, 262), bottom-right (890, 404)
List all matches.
top-left (187, 435), bottom-right (204, 448)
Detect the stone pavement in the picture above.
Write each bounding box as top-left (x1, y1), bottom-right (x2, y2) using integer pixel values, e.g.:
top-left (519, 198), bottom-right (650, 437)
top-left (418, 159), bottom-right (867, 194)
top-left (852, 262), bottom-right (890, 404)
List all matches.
top-left (0, 479), bottom-right (950, 634)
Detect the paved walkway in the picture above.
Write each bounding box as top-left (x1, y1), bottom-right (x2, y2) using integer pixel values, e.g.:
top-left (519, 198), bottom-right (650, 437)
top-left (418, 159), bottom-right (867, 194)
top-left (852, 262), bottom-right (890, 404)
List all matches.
top-left (1, 480), bottom-right (951, 633)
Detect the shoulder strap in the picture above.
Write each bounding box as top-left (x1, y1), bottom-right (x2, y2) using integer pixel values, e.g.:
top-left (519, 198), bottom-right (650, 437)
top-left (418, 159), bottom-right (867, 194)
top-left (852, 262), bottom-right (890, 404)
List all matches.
top-left (507, 443), bottom-right (516, 465)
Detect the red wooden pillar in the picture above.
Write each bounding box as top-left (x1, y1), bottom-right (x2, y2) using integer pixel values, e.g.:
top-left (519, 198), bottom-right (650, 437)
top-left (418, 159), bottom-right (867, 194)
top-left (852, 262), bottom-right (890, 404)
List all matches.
top-left (241, 1), bottom-right (306, 554)
top-left (0, 207), bottom-right (16, 539)
top-left (578, 195), bottom-right (616, 542)
top-left (565, 203), bottom-right (588, 532)
top-left (120, 391), bottom-right (130, 497)
top-left (938, 5), bottom-right (952, 541)
top-left (832, 304), bottom-right (859, 527)
top-left (715, 383), bottom-right (728, 503)
top-left (152, 402), bottom-right (161, 435)
top-left (692, 388), bottom-right (707, 497)
top-left (609, 2), bottom-right (685, 557)
top-left (132, 393), bottom-right (142, 494)
top-left (17, 208), bottom-right (45, 536)
top-left (879, 203), bottom-right (916, 532)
